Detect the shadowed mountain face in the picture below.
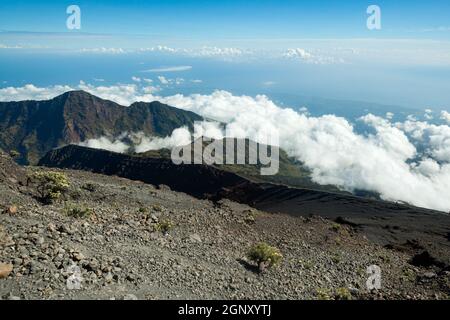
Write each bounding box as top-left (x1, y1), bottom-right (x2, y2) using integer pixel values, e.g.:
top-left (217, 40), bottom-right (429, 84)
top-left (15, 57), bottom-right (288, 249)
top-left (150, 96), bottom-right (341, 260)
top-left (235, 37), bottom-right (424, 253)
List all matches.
top-left (39, 144), bottom-right (248, 199)
top-left (0, 91), bottom-right (202, 164)
top-left (39, 144), bottom-right (450, 268)
top-left (136, 138), bottom-right (346, 194)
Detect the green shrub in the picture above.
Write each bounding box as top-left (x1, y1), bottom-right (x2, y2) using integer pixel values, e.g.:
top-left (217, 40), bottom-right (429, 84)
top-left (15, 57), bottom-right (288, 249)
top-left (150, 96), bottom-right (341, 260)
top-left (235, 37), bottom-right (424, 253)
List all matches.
top-left (331, 253), bottom-right (342, 264)
top-left (9, 150), bottom-right (20, 158)
top-left (330, 223), bottom-right (350, 238)
top-left (402, 267), bottom-right (416, 282)
top-left (299, 259), bottom-right (313, 270)
top-left (138, 207), bottom-right (147, 213)
top-left (30, 171), bottom-right (70, 204)
top-left (82, 183), bottom-right (97, 192)
top-left (247, 242), bottom-right (283, 272)
top-left (152, 204), bottom-right (163, 212)
top-left (65, 204), bottom-right (94, 218)
top-left (243, 210), bottom-right (258, 225)
top-left (330, 223), bottom-right (341, 232)
top-left (316, 288), bottom-right (332, 300)
top-left (335, 287), bottom-right (352, 300)
top-left (154, 219), bottom-right (173, 234)
top-left (316, 287), bottom-right (352, 300)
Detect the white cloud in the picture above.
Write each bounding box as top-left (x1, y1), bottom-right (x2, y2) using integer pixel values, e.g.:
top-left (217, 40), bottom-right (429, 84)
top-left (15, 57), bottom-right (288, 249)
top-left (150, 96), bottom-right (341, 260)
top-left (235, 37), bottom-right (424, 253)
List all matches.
top-left (424, 109), bottom-right (434, 120)
top-left (139, 45), bottom-right (180, 53)
top-left (398, 119), bottom-right (450, 162)
top-left (0, 84), bottom-right (74, 102)
top-left (3, 84), bottom-right (450, 211)
top-left (79, 136), bottom-right (129, 153)
top-left (0, 44), bottom-right (23, 49)
top-left (284, 48), bottom-right (313, 59)
top-left (192, 46), bottom-right (250, 59)
top-left (142, 86), bottom-right (160, 94)
top-left (0, 82), bottom-right (159, 105)
top-left (441, 110), bottom-right (450, 124)
top-left (138, 46), bottom-right (250, 60)
top-left (160, 91), bottom-right (450, 212)
top-left (142, 66), bottom-right (192, 73)
top-left (283, 48), bottom-right (344, 64)
top-left (158, 76), bottom-right (169, 85)
top-left (133, 128), bottom-right (192, 153)
top-left (79, 47), bottom-right (126, 54)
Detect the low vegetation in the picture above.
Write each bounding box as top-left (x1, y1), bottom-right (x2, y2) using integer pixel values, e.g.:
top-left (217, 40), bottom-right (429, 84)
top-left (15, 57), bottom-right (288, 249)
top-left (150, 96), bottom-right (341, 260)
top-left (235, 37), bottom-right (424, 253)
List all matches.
top-left (315, 288), bottom-right (332, 300)
top-left (334, 287), bottom-right (352, 300)
top-left (138, 207), bottom-right (148, 214)
top-left (29, 171), bottom-right (70, 204)
top-left (247, 242), bottom-right (283, 273)
top-left (9, 150), bottom-right (20, 159)
top-left (154, 219), bottom-right (173, 235)
top-left (316, 287), bottom-right (352, 300)
top-left (81, 182), bottom-right (97, 192)
top-left (243, 209), bottom-right (259, 225)
top-left (65, 204), bottom-right (94, 218)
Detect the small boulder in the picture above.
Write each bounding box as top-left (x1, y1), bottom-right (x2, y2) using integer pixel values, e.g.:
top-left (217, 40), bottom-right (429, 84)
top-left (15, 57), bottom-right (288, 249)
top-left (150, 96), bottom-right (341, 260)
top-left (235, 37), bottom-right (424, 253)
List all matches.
top-left (0, 263), bottom-right (13, 279)
top-left (189, 233), bottom-right (202, 243)
top-left (2, 205), bottom-right (18, 215)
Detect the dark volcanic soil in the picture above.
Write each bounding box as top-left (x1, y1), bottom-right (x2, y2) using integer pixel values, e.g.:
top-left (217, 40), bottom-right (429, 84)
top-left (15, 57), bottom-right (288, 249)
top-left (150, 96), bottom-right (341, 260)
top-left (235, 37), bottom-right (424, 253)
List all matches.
top-left (39, 145), bottom-right (450, 272)
top-left (1, 165), bottom-right (449, 300)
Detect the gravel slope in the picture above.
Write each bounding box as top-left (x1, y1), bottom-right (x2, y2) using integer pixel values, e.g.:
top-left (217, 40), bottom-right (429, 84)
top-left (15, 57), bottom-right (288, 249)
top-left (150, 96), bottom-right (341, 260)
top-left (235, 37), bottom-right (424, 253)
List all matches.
top-left (1, 166), bottom-right (449, 300)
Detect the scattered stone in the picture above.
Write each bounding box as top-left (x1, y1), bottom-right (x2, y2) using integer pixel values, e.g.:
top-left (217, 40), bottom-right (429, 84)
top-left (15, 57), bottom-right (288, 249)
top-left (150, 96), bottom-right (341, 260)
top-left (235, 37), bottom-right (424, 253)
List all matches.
top-left (72, 252), bottom-right (85, 261)
top-left (0, 165), bottom-right (447, 300)
top-left (422, 272), bottom-right (437, 279)
top-left (104, 272), bottom-right (113, 282)
top-left (47, 223), bottom-right (57, 232)
top-left (189, 234), bottom-right (202, 243)
top-left (58, 225), bottom-right (75, 235)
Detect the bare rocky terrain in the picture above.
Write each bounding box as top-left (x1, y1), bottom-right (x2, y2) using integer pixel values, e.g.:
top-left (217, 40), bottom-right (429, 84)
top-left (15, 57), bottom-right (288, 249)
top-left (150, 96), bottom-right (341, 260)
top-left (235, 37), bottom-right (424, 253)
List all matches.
top-left (0, 151), bottom-right (449, 300)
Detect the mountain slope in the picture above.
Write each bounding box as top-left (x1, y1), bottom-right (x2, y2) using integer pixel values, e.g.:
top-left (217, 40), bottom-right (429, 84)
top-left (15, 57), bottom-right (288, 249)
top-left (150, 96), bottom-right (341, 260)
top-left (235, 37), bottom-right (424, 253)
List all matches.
top-left (0, 149), bottom-right (26, 188)
top-left (0, 91), bottom-right (202, 164)
top-left (39, 144), bottom-right (450, 270)
top-left (2, 164), bottom-right (447, 299)
top-left (136, 138), bottom-right (344, 193)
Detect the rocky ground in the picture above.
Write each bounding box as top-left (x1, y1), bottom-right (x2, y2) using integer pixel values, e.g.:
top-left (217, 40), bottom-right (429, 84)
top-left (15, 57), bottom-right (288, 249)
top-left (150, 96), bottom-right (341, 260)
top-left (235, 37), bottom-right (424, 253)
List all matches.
top-left (0, 159), bottom-right (449, 300)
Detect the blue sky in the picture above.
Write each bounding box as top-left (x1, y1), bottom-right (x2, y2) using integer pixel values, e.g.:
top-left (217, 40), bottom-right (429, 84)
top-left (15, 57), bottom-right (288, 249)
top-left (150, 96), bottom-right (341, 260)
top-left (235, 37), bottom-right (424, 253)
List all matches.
top-left (3, 1), bottom-right (450, 211)
top-left (1, 0), bottom-right (450, 39)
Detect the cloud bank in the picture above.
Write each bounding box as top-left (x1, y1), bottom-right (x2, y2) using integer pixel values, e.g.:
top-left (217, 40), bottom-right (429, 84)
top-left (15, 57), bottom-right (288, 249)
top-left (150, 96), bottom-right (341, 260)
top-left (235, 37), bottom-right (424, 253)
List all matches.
top-left (142, 66), bottom-right (192, 73)
top-left (79, 136), bottom-right (129, 153)
top-left (2, 83), bottom-right (450, 211)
